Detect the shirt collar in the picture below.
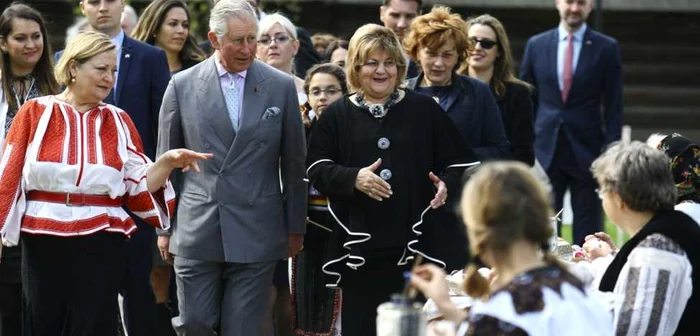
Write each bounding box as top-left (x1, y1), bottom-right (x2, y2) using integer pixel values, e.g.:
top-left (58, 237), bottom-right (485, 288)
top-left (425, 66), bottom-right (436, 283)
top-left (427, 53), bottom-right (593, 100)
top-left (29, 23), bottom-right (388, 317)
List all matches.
top-left (215, 51), bottom-right (248, 79)
top-left (558, 22), bottom-right (587, 42)
top-left (111, 29), bottom-right (125, 50)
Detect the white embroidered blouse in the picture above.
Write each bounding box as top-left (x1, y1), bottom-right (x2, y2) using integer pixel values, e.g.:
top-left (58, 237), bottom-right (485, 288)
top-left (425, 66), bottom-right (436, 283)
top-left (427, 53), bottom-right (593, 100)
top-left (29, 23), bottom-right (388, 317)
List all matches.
top-left (0, 96), bottom-right (175, 246)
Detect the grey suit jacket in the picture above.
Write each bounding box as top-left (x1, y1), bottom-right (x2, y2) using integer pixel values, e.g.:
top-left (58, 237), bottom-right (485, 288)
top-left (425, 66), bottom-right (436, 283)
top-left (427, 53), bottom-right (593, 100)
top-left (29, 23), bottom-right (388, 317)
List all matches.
top-left (157, 57), bottom-right (307, 263)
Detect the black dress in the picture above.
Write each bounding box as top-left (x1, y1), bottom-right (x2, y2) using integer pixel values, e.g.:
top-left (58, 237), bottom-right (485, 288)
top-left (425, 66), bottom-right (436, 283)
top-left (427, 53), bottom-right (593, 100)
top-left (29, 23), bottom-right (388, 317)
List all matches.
top-left (306, 90), bottom-right (478, 335)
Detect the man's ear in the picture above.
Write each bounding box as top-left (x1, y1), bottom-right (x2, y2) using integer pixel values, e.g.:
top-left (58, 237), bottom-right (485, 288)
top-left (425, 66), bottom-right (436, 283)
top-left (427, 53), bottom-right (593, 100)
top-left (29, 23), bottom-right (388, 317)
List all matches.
top-left (208, 31), bottom-right (220, 50)
top-left (79, 0), bottom-right (86, 16)
top-left (379, 6), bottom-right (387, 24)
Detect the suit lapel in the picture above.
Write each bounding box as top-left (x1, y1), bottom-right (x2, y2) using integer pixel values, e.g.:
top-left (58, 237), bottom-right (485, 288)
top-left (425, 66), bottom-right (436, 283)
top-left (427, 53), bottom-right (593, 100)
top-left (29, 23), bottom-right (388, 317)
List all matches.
top-left (570, 29), bottom-right (594, 97)
top-left (223, 60), bottom-right (268, 168)
top-left (547, 30), bottom-right (563, 106)
top-left (197, 57), bottom-right (235, 148)
top-left (115, 36), bottom-right (132, 105)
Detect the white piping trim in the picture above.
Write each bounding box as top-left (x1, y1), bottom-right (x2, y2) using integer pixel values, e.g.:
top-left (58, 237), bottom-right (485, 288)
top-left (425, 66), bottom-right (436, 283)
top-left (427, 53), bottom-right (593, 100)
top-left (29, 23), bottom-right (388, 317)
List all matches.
top-left (321, 198), bottom-right (372, 288)
top-left (306, 159), bottom-right (334, 176)
top-left (401, 205), bottom-right (447, 268)
top-left (446, 161), bottom-right (481, 169)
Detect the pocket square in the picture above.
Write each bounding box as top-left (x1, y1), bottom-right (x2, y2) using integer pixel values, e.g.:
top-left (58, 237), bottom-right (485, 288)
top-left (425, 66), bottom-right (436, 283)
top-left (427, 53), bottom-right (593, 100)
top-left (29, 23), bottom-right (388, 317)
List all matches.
top-left (262, 107), bottom-right (281, 120)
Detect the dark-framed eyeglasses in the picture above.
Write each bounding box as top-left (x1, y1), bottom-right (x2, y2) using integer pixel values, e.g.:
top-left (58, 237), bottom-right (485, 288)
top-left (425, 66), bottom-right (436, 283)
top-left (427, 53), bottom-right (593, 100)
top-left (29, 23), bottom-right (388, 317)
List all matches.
top-left (470, 37), bottom-right (498, 50)
top-left (309, 87), bottom-right (342, 97)
top-left (257, 35), bottom-right (293, 46)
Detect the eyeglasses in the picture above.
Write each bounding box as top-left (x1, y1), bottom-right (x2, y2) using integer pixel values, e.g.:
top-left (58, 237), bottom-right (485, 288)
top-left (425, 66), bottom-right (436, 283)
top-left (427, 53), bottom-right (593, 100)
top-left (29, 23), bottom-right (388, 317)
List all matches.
top-left (257, 35), bottom-right (293, 46)
top-left (470, 37), bottom-right (498, 50)
top-left (309, 87), bottom-right (342, 97)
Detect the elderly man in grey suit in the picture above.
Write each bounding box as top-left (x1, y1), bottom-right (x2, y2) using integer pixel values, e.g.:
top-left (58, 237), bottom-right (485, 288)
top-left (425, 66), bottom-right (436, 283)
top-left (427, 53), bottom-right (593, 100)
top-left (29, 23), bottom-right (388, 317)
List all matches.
top-left (155, 0), bottom-right (307, 334)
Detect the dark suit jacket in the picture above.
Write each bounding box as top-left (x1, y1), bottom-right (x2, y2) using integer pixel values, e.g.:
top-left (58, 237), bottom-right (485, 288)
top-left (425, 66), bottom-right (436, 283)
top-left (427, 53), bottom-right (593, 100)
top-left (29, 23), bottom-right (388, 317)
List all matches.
top-left (493, 81), bottom-right (535, 165)
top-left (55, 35), bottom-right (170, 160)
top-left (407, 73), bottom-right (511, 161)
top-left (520, 27), bottom-right (623, 172)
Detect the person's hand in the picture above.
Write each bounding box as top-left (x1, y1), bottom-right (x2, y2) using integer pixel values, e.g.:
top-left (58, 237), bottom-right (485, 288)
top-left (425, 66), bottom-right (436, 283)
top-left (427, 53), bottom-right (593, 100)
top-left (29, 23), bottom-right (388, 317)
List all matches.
top-left (157, 236), bottom-right (173, 265)
top-left (161, 149), bottom-right (214, 172)
top-left (412, 264), bottom-right (467, 323)
top-left (354, 158), bottom-right (392, 201)
top-left (411, 264), bottom-right (450, 307)
top-left (584, 232), bottom-right (616, 251)
top-left (582, 237), bottom-right (613, 261)
top-left (288, 233), bottom-right (304, 258)
top-left (429, 172), bottom-right (447, 209)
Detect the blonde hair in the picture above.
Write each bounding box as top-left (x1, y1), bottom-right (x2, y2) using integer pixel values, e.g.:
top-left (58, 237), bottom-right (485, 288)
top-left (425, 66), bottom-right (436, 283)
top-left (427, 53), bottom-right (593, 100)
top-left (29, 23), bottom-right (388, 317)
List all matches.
top-left (403, 5), bottom-right (471, 71)
top-left (345, 24), bottom-right (407, 93)
top-left (54, 31), bottom-right (116, 86)
top-left (460, 162), bottom-right (560, 299)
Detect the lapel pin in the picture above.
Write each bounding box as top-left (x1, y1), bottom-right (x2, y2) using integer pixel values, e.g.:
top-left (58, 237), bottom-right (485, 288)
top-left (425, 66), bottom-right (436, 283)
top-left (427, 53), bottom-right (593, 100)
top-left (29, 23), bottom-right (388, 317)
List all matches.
top-left (585, 40), bottom-right (592, 45)
top-left (125, 54), bottom-right (131, 58)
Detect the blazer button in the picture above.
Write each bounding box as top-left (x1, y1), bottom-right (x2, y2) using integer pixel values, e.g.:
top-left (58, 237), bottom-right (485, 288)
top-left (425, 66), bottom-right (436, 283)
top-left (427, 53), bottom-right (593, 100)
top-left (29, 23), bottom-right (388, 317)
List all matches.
top-left (204, 143), bottom-right (211, 149)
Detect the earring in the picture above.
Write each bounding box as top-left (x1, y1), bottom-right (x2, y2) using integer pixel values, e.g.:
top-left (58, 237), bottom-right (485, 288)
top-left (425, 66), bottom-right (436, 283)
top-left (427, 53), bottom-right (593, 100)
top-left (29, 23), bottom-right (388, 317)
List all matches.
top-left (71, 78), bottom-right (76, 83)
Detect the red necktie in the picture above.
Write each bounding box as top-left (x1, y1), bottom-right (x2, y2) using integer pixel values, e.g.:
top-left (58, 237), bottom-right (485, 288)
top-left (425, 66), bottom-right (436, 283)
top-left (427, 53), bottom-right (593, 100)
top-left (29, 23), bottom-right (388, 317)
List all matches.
top-left (561, 33), bottom-right (574, 103)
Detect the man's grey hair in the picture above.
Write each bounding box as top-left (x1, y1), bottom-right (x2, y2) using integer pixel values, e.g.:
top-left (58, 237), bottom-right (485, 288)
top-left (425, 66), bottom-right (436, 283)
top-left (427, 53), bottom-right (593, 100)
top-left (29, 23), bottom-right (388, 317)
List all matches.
top-left (210, 0), bottom-right (258, 42)
top-left (591, 141), bottom-right (677, 212)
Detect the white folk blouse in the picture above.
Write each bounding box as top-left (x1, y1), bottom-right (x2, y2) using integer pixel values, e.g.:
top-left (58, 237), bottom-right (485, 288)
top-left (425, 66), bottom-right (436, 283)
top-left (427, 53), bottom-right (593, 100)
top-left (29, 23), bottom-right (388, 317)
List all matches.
top-left (0, 96), bottom-right (175, 246)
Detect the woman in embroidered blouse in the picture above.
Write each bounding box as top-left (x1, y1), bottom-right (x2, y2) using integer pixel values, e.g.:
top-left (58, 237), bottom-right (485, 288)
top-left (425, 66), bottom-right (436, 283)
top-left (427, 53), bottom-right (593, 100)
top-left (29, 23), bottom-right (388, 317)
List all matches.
top-left (581, 142), bottom-right (700, 336)
top-left (411, 161), bottom-right (612, 335)
top-left (0, 3), bottom-right (58, 335)
top-left (306, 23), bottom-right (478, 336)
top-left (0, 31), bottom-right (210, 335)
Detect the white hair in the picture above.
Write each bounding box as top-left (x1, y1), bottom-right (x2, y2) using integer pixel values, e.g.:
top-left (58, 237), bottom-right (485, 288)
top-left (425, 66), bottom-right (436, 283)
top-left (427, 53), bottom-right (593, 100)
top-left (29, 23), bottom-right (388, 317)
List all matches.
top-left (65, 17), bottom-right (90, 42)
top-left (209, 0), bottom-right (258, 42)
top-left (646, 133), bottom-right (667, 149)
top-left (257, 12), bottom-right (297, 39)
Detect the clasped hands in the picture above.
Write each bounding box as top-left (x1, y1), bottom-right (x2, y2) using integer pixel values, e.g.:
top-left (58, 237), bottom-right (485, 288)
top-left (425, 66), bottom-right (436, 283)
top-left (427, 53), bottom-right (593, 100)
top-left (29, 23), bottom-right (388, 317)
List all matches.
top-left (354, 158), bottom-right (448, 209)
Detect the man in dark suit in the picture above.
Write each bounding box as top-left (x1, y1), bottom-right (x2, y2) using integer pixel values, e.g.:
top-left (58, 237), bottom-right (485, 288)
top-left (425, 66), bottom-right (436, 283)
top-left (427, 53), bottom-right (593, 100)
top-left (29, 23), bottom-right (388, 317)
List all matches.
top-left (379, 0), bottom-right (421, 78)
top-left (520, 0), bottom-right (623, 245)
top-left (60, 0), bottom-right (171, 334)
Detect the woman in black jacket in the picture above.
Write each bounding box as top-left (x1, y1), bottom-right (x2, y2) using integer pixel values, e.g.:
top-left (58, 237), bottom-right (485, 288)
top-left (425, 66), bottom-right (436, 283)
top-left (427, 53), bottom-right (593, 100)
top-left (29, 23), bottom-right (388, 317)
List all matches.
top-left (459, 14), bottom-right (535, 165)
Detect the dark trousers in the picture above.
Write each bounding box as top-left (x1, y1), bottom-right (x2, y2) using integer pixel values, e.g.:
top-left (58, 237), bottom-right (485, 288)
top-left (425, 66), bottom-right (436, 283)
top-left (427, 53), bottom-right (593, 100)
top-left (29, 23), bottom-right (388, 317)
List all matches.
top-left (121, 219), bottom-right (158, 335)
top-left (0, 245), bottom-right (22, 336)
top-left (0, 282), bottom-right (21, 336)
top-left (548, 130), bottom-right (603, 245)
top-left (22, 232), bottom-right (125, 336)
top-left (341, 252), bottom-right (408, 336)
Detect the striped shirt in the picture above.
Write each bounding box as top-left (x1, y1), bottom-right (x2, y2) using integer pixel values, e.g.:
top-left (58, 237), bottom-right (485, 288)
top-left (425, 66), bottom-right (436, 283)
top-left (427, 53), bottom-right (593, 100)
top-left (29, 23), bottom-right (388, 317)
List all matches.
top-left (604, 233), bottom-right (693, 335)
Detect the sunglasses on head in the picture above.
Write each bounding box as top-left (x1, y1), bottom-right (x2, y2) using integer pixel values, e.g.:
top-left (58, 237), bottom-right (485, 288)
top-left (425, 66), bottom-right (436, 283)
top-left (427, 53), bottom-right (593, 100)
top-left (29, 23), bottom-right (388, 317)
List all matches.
top-left (470, 37), bottom-right (498, 50)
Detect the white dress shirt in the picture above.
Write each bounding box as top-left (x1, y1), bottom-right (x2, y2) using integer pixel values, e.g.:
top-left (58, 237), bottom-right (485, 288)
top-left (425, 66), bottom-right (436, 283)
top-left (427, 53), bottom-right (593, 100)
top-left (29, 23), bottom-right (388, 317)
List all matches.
top-left (110, 30), bottom-right (125, 95)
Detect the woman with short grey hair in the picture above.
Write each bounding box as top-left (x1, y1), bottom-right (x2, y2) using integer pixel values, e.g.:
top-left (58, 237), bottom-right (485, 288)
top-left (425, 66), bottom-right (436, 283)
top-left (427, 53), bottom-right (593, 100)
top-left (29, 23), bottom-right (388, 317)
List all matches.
top-left (585, 141), bottom-right (700, 335)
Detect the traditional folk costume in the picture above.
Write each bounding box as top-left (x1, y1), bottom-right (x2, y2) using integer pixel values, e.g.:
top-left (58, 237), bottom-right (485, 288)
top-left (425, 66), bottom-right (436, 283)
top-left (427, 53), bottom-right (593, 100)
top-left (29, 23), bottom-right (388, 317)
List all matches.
top-left (292, 110), bottom-right (341, 336)
top-left (0, 96), bottom-right (175, 335)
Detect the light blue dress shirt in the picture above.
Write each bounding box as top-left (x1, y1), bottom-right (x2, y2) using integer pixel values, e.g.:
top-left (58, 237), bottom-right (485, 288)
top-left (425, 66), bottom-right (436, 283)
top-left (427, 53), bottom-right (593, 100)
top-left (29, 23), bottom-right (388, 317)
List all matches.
top-left (557, 23), bottom-right (587, 91)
